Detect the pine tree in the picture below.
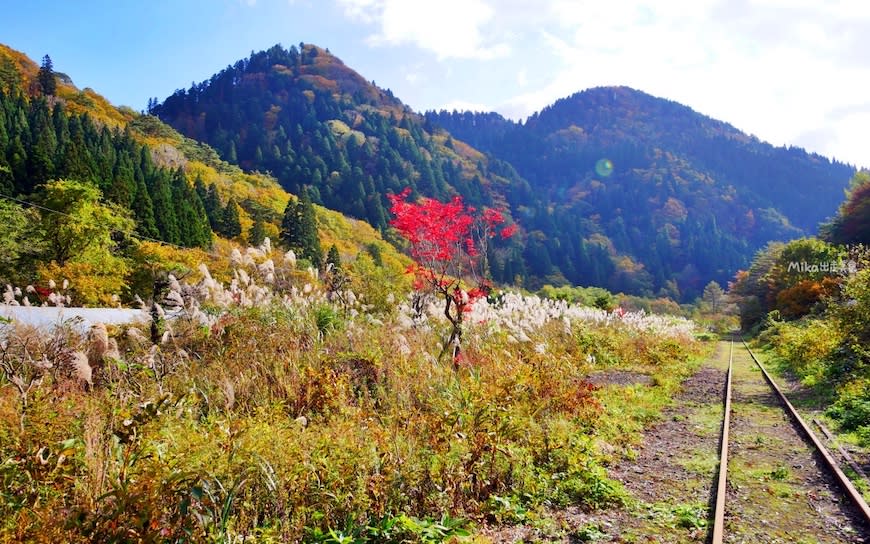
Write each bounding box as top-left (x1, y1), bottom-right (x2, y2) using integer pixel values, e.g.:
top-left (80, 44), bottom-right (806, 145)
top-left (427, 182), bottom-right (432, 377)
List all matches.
top-left (37, 55), bottom-right (57, 96)
top-left (204, 183), bottom-right (223, 232)
top-left (194, 175), bottom-right (207, 203)
top-left (131, 175), bottom-right (159, 239)
top-left (221, 198), bottom-right (242, 239)
top-left (299, 190), bottom-right (323, 268)
top-left (148, 171), bottom-right (180, 244)
top-left (107, 154), bottom-right (135, 207)
top-left (26, 99), bottom-right (57, 189)
top-left (326, 244), bottom-right (341, 271)
top-left (702, 280), bottom-right (725, 312)
top-left (279, 198), bottom-right (303, 251)
top-left (279, 191), bottom-right (322, 267)
top-left (169, 169), bottom-right (212, 248)
top-left (248, 216), bottom-right (266, 246)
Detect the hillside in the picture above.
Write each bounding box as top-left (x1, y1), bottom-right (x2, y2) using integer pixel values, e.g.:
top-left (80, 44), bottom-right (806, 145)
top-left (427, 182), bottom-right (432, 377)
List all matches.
top-left (0, 44), bottom-right (411, 303)
top-left (151, 43), bottom-right (528, 284)
top-left (427, 87), bottom-right (855, 298)
top-left (152, 44), bottom-right (854, 300)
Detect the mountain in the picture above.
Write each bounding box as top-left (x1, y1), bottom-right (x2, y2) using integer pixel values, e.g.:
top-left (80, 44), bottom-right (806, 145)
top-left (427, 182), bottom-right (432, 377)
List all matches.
top-left (150, 43), bottom-right (528, 284)
top-left (152, 45), bottom-right (855, 300)
top-left (0, 44), bottom-right (411, 299)
top-left (427, 87), bottom-right (855, 297)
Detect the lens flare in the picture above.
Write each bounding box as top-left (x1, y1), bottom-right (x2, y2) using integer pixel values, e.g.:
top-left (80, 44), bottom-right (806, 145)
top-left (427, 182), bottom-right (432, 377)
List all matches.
top-left (595, 158), bottom-right (614, 177)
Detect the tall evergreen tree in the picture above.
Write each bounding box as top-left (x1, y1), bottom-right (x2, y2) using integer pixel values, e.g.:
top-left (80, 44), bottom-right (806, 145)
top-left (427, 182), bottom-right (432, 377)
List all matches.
top-left (248, 216), bottom-right (266, 246)
top-left (298, 190), bottom-right (323, 268)
top-left (221, 198), bottom-right (242, 239)
top-left (171, 169), bottom-right (212, 248)
top-left (25, 98), bottom-right (56, 189)
top-left (131, 175), bottom-right (159, 239)
top-left (279, 198), bottom-right (303, 252)
top-left (326, 244), bottom-right (341, 271)
top-left (203, 182), bottom-right (223, 231)
top-left (148, 171), bottom-right (180, 244)
top-left (279, 191), bottom-right (322, 267)
top-left (37, 55), bottom-right (56, 96)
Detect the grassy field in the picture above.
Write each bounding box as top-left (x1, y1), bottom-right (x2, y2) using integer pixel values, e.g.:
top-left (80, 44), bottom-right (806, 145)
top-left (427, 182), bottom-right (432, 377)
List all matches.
top-left (0, 244), bottom-right (702, 543)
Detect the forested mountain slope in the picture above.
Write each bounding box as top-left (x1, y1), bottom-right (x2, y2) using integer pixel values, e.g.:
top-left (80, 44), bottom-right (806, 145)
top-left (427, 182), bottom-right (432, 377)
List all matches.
top-left (152, 45), bottom-right (855, 300)
top-left (427, 87), bottom-right (855, 297)
top-left (151, 43), bottom-right (529, 283)
top-left (0, 43), bottom-right (410, 300)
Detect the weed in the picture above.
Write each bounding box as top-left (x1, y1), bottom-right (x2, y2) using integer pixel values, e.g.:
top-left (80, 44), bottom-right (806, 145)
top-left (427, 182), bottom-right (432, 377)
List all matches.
top-left (769, 466), bottom-right (790, 481)
top-left (0, 246), bottom-right (701, 540)
top-left (572, 523), bottom-right (608, 541)
top-left (487, 494), bottom-right (529, 524)
top-left (647, 502), bottom-right (708, 530)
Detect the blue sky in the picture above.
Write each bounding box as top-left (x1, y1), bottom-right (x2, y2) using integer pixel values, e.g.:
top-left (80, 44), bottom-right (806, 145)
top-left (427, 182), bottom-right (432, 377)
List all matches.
top-left (4, 0), bottom-right (870, 168)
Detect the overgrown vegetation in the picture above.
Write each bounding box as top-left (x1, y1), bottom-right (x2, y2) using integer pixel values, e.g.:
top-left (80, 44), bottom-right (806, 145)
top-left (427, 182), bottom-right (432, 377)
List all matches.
top-left (0, 240), bottom-right (700, 542)
top-left (732, 170), bottom-right (870, 447)
top-left (757, 261), bottom-right (870, 445)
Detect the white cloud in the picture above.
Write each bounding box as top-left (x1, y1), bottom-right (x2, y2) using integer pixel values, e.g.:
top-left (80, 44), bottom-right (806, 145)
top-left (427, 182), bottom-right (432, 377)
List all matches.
top-left (337, 0), bottom-right (379, 22)
top-left (496, 0), bottom-right (870, 167)
top-left (336, 0), bottom-right (509, 60)
top-left (334, 0), bottom-right (870, 166)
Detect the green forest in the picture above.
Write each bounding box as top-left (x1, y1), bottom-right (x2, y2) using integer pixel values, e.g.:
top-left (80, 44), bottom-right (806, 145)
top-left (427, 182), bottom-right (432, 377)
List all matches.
top-left (426, 88), bottom-right (855, 299)
top-left (150, 45), bottom-right (854, 300)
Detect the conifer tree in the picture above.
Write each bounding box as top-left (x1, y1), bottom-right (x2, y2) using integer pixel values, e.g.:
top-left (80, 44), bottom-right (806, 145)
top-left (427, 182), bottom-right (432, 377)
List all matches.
top-left (37, 55), bottom-right (56, 96)
top-left (248, 216), bottom-right (266, 246)
top-left (279, 198), bottom-right (302, 251)
top-left (702, 280), bottom-right (725, 312)
top-left (326, 244), bottom-right (341, 271)
top-left (221, 198), bottom-right (242, 239)
top-left (200, 183), bottom-right (222, 232)
top-left (299, 189), bottom-right (323, 268)
top-left (148, 171), bottom-right (180, 244)
top-left (26, 99), bottom-right (57, 189)
top-left (280, 190), bottom-right (322, 267)
top-left (131, 175), bottom-right (159, 239)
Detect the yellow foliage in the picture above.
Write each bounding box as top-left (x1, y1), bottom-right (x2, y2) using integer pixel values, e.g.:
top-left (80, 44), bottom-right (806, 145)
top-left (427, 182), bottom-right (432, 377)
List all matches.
top-left (58, 87), bottom-right (133, 127)
top-left (0, 44), bottom-right (131, 128)
top-left (124, 241), bottom-right (236, 301)
top-left (1, 43), bottom-right (411, 305)
top-left (315, 205), bottom-right (411, 278)
top-left (38, 261), bottom-right (129, 307)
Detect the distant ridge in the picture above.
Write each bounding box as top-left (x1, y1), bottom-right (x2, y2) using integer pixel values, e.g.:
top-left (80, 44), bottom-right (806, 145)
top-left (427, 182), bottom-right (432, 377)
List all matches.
top-left (151, 44), bottom-right (855, 299)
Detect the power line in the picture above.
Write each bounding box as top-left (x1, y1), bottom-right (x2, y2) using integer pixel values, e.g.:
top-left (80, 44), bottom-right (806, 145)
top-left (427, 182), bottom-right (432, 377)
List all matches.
top-left (0, 190), bottom-right (189, 251)
top-left (0, 190), bottom-right (279, 268)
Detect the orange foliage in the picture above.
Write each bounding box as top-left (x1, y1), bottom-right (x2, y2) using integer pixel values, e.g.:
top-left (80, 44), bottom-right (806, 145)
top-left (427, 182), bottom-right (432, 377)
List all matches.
top-left (775, 277), bottom-right (840, 319)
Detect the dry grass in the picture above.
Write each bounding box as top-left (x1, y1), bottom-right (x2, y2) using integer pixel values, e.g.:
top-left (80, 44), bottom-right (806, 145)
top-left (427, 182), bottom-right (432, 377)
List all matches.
top-left (0, 252), bottom-right (701, 542)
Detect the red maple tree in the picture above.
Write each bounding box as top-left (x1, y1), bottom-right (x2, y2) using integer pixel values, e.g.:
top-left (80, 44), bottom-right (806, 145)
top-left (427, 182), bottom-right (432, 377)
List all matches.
top-left (388, 188), bottom-right (516, 364)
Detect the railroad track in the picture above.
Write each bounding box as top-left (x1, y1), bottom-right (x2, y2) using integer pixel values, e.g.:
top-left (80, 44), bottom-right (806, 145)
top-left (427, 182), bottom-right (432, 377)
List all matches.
top-left (710, 339), bottom-right (870, 543)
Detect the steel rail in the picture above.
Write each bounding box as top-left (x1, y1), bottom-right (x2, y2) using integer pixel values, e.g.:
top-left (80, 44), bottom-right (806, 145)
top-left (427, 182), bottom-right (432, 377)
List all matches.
top-left (710, 340), bottom-right (733, 544)
top-left (739, 339), bottom-right (870, 525)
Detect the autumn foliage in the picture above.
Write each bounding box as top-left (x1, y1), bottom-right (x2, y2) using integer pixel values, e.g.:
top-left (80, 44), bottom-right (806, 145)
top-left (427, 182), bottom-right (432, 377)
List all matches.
top-left (388, 188), bottom-right (515, 362)
top-left (775, 277), bottom-right (840, 319)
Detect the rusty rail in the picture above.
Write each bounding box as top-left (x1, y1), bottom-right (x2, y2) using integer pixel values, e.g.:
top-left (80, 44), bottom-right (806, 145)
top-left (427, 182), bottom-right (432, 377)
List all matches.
top-left (710, 339), bottom-right (870, 542)
top-left (710, 340), bottom-right (733, 544)
top-left (739, 339), bottom-right (870, 524)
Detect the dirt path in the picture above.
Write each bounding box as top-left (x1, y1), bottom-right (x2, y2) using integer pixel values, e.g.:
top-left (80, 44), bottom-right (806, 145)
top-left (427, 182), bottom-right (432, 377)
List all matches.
top-left (723, 343), bottom-right (869, 543)
top-left (483, 341), bottom-right (730, 542)
top-left (587, 341), bottom-right (731, 542)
